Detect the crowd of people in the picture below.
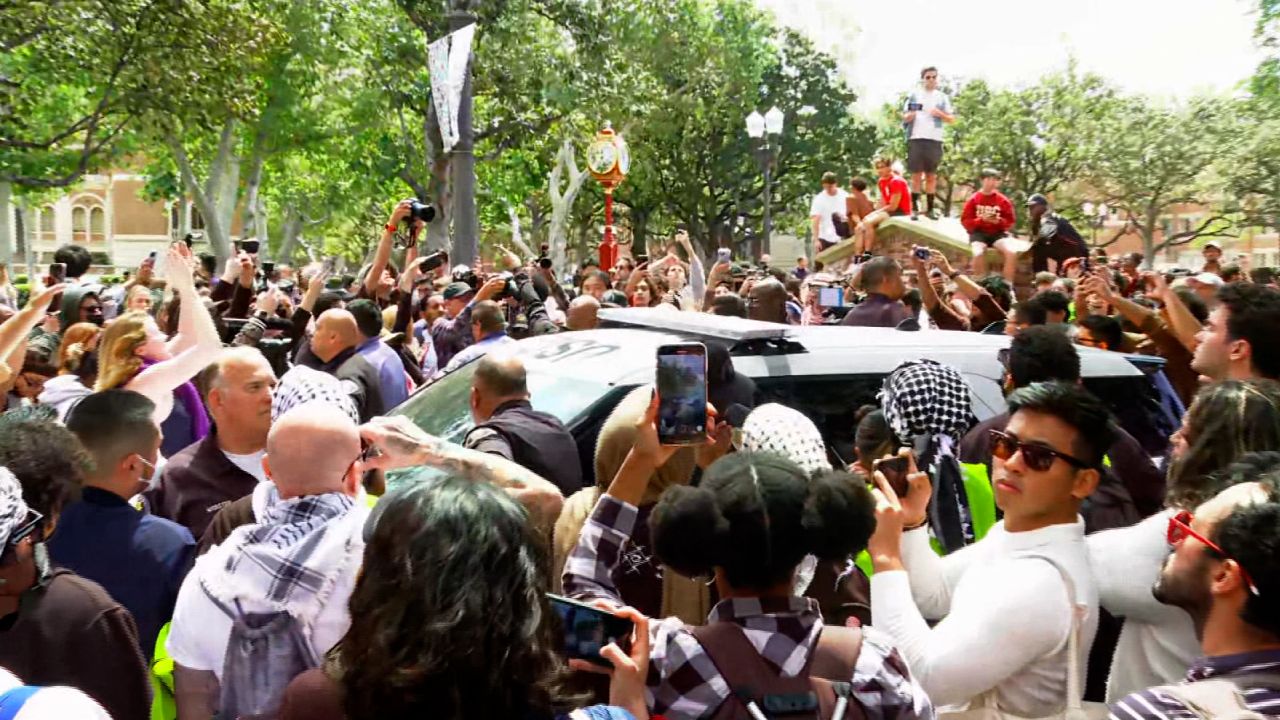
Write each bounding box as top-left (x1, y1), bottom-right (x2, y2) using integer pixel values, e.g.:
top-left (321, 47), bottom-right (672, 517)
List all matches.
top-left (0, 67), bottom-right (1279, 719)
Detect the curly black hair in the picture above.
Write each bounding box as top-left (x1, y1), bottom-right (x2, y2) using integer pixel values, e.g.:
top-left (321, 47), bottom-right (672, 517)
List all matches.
top-left (0, 406), bottom-right (89, 519)
top-left (650, 452), bottom-right (876, 591)
top-left (333, 477), bottom-right (573, 720)
top-left (1210, 480), bottom-right (1280, 636)
top-left (1008, 325), bottom-right (1079, 388)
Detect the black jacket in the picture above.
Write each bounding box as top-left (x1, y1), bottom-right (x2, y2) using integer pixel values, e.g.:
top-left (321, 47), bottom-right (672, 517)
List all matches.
top-left (305, 345), bottom-right (386, 422)
top-left (464, 399), bottom-right (581, 494)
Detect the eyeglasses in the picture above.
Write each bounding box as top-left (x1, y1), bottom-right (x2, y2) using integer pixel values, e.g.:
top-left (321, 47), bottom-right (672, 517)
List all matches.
top-left (1167, 510), bottom-right (1260, 596)
top-left (989, 429), bottom-right (1092, 472)
top-left (1, 509), bottom-right (44, 566)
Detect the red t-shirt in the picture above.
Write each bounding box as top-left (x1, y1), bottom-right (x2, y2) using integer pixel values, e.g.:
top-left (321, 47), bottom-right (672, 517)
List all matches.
top-left (961, 190), bottom-right (1016, 235)
top-left (878, 175), bottom-right (912, 214)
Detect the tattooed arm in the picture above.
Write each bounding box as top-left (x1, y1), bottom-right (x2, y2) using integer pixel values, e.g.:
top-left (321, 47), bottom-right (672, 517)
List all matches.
top-left (358, 415), bottom-right (565, 526)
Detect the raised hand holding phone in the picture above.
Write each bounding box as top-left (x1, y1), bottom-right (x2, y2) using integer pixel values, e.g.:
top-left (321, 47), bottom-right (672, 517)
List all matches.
top-left (656, 342), bottom-right (708, 446)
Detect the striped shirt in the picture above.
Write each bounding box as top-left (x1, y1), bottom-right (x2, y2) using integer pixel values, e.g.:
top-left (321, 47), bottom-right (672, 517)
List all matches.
top-left (1109, 650), bottom-right (1280, 719)
top-left (563, 494), bottom-right (935, 720)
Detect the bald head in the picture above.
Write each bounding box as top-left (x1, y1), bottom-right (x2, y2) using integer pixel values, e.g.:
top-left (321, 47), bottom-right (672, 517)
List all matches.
top-left (311, 309), bottom-right (360, 362)
top-left (567, 295), bottom-right (600, 331)
top-left (203, 347), bottom-right (277, 449)
top-left (264, 402), bottom-right (361, 499)
top-left (470, 354), bottom-right (529, 422)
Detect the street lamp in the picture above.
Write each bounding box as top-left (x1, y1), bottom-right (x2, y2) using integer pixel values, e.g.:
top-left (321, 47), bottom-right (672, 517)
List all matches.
top-left (1082, 202), bottom-right (1109, 246)
top-left (746, 105), bottom-right (784, 257)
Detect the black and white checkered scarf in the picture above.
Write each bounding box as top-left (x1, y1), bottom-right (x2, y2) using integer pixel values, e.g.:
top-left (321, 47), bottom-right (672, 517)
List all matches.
top-left (202, 491), bottom-right (365, 621)
top-left (879, 359), bottom-right (977, 553)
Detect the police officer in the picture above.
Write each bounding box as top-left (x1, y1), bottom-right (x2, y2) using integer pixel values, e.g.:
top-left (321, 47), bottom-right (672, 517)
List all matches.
top-left (462, 354), bottom-right (582, 495)
top-left (1026, 193), bottom-right (1089, 274)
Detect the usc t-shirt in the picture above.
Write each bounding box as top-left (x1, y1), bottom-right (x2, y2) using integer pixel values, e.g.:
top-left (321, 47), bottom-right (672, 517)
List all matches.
top-left (879, 175), bottom-right (912, 215)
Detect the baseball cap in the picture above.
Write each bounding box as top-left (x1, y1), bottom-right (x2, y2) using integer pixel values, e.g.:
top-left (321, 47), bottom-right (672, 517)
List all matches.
top-left (1025, 193), bottom-right (1049, 207)
top-left (1188, 272), bottom-right (1225, 287)
top-left (980, 168), bottom-right (1001, 179)
top-left (442, 282), bottom-right (475, 301)
top-left (0, 467), bottom-right (28, 549)
top-left (1203, 241), bottom-right (1222, 251)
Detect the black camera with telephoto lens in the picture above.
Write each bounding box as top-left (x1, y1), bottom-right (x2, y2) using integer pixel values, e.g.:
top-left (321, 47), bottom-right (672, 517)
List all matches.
top-left (407, 200), bottom-right (436, 225)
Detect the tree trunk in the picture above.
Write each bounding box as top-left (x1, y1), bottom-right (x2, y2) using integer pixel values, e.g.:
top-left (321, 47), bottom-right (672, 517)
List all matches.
top-left (506, 202), bottom-right (533, 257)
top-left (0, 181), bottom-right (12, 268)
top-left (16, 200), bottom-right (35, 282)
top-left (277, 205), bottom-right (302, 263)
top-left (422, 104), bottom-right (452, 253)
top-left (525, 196), bottom-right (546, 249)
top-left (241, 129), bottom-right (268, 247)
top-left (547, 138), bottom-right (589, 272)
top-left (167, 122), bottom-right (238, 264)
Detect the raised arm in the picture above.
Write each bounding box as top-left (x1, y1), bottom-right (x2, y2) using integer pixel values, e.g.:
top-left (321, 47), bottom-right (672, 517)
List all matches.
top-left (365, 200), bottom-right (412, 297)
top-left (129, 250), bottom-right (222, 407)
top-left (1150, 273), bottom-right (1202, 351)
top-left (0, 283), bottom-right (66, 388)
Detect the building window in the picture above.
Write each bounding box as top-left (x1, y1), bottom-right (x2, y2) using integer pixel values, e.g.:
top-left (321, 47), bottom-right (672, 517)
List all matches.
top-left (72, 206), bottom-right (88, 234)
top-left (90, 207), bottom-right (105, 235)
top-left (38, 207), bottom-right (55, 233)
top-left (169, 204), bottom-right (180, 234)
top-left (191, 205), bottom-right (205, 231)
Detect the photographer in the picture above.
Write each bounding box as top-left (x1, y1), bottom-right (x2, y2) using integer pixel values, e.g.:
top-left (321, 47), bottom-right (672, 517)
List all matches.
top-left (431, 274), bottom-right (508, 369)
top-left (364, 199), bottom-right (431, 308)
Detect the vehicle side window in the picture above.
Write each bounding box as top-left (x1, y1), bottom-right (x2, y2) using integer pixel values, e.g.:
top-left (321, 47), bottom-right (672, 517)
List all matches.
top-left (755, 375), bottom-right (886, 465)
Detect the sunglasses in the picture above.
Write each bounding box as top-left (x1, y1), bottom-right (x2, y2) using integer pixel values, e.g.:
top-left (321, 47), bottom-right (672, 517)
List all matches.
top-left (989, 429), bottom-right (1092, 472)
top-left (1167, 510), bottom-right (1260, 596)
top-left (1, 509), bottom-right (44, 566)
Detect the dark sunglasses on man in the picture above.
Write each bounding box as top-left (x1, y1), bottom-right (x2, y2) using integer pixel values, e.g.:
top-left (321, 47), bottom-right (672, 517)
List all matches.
top-left (1166, 510), bottom-right (1260, 596)
top-left (0, 509), bottom-right (44, 566)
top-left (988, 429), bottom-right (1093, 472)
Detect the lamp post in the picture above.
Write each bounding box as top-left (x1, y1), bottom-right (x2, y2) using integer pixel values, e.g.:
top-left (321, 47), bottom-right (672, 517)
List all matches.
top-left (746, 106), bottom-right (784, 258)
top-left (1082, 201), bottom-right (1109, 247)
top-left (586, 122), bottom-right (630, 271)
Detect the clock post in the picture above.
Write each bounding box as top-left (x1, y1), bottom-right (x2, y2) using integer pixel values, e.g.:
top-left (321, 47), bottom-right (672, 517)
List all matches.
top-left (587, 122), bottom-right (630, 271)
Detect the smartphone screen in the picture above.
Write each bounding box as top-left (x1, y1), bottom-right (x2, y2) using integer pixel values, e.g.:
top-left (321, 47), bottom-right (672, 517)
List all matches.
top-left (875, 456), bottom-right (910, 497)
top-left (717, 247), bottom-right (732, 263)
top-left (240, 239), bottom-right (260, 254)
top-left (656, 342), bottom-right (707, 446)
top-left (818, 287), bottom-right (844, 308)
top-left (547, 594), bottom-right (633, 667)
top-left (48, 263), bottom-right (66, 284)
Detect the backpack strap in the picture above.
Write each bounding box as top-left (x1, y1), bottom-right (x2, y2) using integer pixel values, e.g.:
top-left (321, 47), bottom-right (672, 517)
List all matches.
top-left (1157, 674), bottom-right (1280, 720)
top-left (0, 686), bottom-right (41, 720)
top-left (691, 621), bottom-right (865, 719)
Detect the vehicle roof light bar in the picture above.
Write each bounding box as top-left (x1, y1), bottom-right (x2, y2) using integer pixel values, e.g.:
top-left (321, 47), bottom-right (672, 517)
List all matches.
top-left (597, 308), bottom-right (794, 342)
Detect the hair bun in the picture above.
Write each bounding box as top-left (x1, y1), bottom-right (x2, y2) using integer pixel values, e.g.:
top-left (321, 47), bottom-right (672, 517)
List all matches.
top-left (802, 471), bottom-right (877, 561)
top-left (650, 485), bottom-right (728, 580)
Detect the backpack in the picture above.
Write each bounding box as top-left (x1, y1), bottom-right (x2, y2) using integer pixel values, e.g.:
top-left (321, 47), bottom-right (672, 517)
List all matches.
top-left (690, 621), bottom-right (867, 720)
top-left (202, 583), bottom-right (320, 720)
top-left (1154, 673), bottom-right (1280, 720)
top-left (0, 686), bottom-right (39, 720)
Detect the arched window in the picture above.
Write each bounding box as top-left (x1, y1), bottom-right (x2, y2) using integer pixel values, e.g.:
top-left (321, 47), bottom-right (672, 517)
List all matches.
top-left (72, 206), bottom-right (88, 234)
top-left (69, 196), bottom-right (106, 242)
top-left (38, 206), bottom-right (55, 234)
top-left (191, 205), bottom-right (205, 231)
top-left (90, 207), bottom-right (105, 236)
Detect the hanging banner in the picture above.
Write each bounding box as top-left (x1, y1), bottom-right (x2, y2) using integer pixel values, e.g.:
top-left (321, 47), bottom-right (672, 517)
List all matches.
top-left (427, 34), bottom-right (455, 152)
top-left (426, 22), bottom-right (476, 154)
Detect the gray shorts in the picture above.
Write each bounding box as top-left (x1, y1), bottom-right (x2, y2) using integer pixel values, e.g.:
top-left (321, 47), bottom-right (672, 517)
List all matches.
top-left (907, 139), bottom-right (943, 173)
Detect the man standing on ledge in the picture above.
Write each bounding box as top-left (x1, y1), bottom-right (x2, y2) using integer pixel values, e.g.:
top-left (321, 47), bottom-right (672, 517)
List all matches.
top-left (902, 66), bottom-right (955, 220)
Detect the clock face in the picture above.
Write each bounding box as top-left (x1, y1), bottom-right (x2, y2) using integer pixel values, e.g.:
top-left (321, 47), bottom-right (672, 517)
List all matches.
top-left (616, 140), bottom-right (630, 175)
top-left (587, 140), bottom-right (617, 175)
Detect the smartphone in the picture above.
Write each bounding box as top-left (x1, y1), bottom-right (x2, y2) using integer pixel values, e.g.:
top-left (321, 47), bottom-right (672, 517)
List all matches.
top-left (818, 287), bottom-right (845, 308)
top-left (547, 594), bottom-right (633, 667)
top-left (875, 456), bottom-right (910, 497)
top-left (48, 262), bottom-right (66, 284)
top-left (908, 102), bottom-right (924, 111)
top-left (635, 253), bottom-right (649, 265)
top-left (321, 256), bottom-right (337, 276)
top-left (1082, 256), bottom-right (1091, 273)
top-left (240, 239), bottom-right (260, 254)
top-left (717, 247), bottom-right (732, 264)
top-left (262, 261), bottom-right (276, 276)
top-left (199, 253), bottom-right (217, 275)
top-left (656, 342), bottom-right (708, 446)
top-left (913, 246), bottom-right (931, 261)
top-left (182, 233), bottom-right (195, 248)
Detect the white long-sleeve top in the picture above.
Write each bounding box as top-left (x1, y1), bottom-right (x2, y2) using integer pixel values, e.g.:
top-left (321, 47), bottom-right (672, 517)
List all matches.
top-left (870, 519), bottom-right (1098, 716)
top-left (1086, 510), bottom-right (1199, 701)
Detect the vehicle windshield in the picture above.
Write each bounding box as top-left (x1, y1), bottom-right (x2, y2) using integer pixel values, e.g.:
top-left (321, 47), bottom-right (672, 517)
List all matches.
top-left (391, 362), bottom-right (614, 444)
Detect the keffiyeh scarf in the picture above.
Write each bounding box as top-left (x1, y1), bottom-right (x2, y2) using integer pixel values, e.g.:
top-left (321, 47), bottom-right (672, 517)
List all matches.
top-left (0, 467), bottom-right (27, 548)
top-left (202, 491), bottom-right (365, 622)
top-left (878, 359), bottom-right (977, 553)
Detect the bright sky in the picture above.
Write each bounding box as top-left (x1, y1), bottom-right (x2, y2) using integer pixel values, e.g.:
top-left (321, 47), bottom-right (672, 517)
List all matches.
top-left (757, 0), bottom-right (1265, 111)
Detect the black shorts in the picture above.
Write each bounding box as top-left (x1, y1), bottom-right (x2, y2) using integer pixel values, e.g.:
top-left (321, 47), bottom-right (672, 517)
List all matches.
top-left (907, 139), bottom-right (943, 173)
top-left (969, 231), bottom-right (1007, 248)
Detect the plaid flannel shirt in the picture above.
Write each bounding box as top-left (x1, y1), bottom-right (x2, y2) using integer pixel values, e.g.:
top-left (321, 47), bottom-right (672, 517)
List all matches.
top-left (563, 494), bottom-right (936, 720)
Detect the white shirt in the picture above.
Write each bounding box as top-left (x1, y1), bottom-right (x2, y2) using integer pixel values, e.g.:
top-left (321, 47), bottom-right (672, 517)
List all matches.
top-left (166, 486), bottom-right (366, 681)
top-left (222, 449), bottom-right (268, 484)
top-left (1087, 510), bottom-right (1199, 701)
top-left (809, 189), bottom-right (848, 243)
top-left (870, 519), bottom-right (1098, 716)
top-left (907, 88), bottom-right (952, 142)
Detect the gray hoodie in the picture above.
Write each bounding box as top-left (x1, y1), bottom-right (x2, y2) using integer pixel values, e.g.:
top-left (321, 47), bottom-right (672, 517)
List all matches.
top-left (37, 375), bottom-right (93, 422)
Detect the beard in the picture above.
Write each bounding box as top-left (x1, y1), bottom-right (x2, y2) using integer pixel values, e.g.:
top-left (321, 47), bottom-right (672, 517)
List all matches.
top-left (1152, 551), bottom-right (1212, 622)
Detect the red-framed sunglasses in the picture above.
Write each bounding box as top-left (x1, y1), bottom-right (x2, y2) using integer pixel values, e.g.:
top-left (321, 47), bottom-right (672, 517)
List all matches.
top-left (1167, 510), bottom-right (1260, 597)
